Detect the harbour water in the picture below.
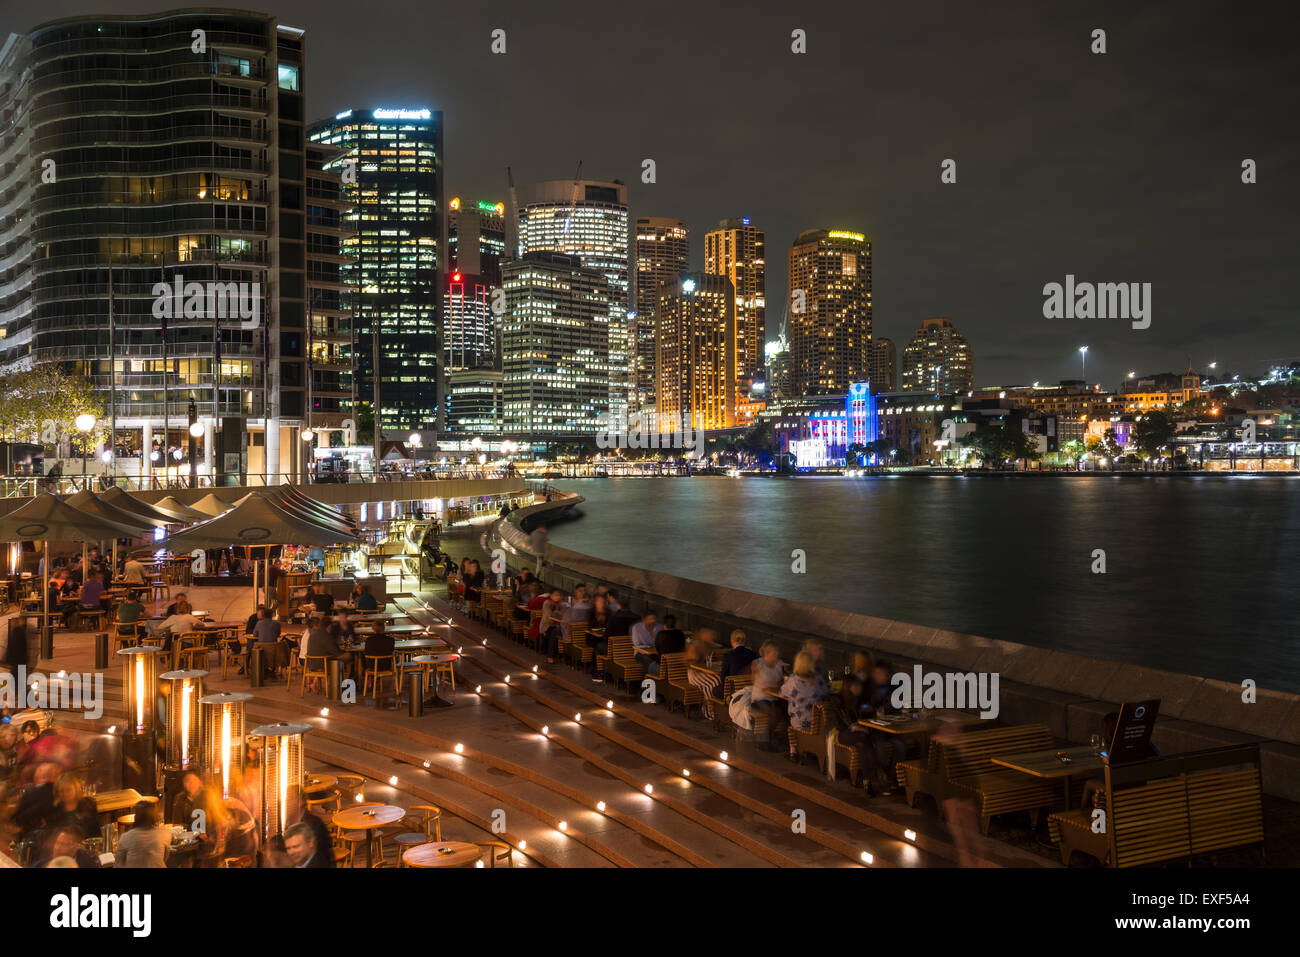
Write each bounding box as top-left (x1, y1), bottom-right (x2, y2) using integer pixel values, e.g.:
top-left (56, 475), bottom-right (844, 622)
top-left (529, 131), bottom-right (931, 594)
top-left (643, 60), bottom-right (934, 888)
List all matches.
top-left (546, 475), bottom-right (1300, 693)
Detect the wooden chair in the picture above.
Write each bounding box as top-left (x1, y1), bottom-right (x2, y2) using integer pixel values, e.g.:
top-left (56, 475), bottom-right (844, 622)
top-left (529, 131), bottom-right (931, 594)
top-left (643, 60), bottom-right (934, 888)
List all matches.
top-left (662, 653), bottom-right (704, 717)
top-left (148, 578), bottom-right (170, 604)
top-left (476, 840), bottom-right (514, 867)
top-left (222, 636), bottom-right (251, 679)
top-left (306, 790), bottom-right (340, 816)
top-left (285, 653), bottom-right (304, 691)
top-left (174, 631), bottom-right (210, 671)
top-left (335, 774), bottom-right (366, 804)
top-left (932, 724), bottom-right (1058, 833)
top-left (562, 622), bottom-right (591, 669)
top-left (707, 673), bottom-right (752, 733)
top-left (389, 804), bottom-right (443, 867)
top-left (301, 655), bottom-right (330, 696)
top-left (112, 621), bottom-right (142, 653)
top-left (409, 804), bottom-right (443, 841)
top-left (523, 608), bottom-right (542, 651)
top-left (787, 703), bottom-right (831, 773)
top-left (75, 606), bottom-right (107, 632)
top-left (362, 655), bottom-right (396, 702)
top-left (601, 635), bottom-right (643, 690)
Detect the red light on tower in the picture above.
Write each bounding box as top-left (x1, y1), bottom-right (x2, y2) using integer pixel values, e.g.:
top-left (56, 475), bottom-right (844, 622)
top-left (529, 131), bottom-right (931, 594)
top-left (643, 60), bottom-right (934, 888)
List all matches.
top-left (452, 272), bottom-right (462, 282)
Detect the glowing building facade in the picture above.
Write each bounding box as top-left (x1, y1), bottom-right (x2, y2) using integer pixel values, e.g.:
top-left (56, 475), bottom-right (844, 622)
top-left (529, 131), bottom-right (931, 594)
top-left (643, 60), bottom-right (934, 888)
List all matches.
top-left (787, 229), bottom-right (872, 398)
top-left (633, 216), bottom-right (689, 413)
top-left (705, 217), bottom-right (766, 396)
top-left (655, 273), bottom-right (736, 433)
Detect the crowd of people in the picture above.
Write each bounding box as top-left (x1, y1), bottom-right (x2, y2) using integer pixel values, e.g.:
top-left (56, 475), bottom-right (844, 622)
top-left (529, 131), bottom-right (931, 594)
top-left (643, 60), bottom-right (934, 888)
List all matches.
top-left (445, 559), bottom-right (915, 801)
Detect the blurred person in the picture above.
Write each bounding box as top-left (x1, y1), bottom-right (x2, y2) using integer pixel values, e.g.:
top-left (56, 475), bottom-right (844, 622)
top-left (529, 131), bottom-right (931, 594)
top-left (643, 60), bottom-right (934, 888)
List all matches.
top-left (865, 660), bottom-right (908, 775)
top-left (719, 630), bottom-right (758, 685)
top-left (0, 725), bottom-right (17, 774)
top-left (463, 559), bottom-right (486, 603)
top-left (538, 589), bottom-right (567, 664)
top-left (354, 583), bottom-right (379, 612)
top-left (749, 642), bottom-right (788, 750)
top-left (655, 614), bottom-right (686, 656)
top-left (163, 593), bottom-right (191, 617)
top-left (828, 673), bottom-right (890, 796)
top-left (283, 820), bottom-right (332, 868)
top-left (34, 826), bottom-right (100, 869)
top-left (852, 651), bottom-right (872, 683)
top-left (192, 786), bottom-right (231, 867)
top-left (49, 773), bottom-right (99, 837)
top-left (171, 772), bottom-right (203, 828)
top-left (122, 555), bottom-right (147, 584)
top-left (780, 651), bottom-right (831, 761)
top-left (630, 611), bottom-right (663, 676)
top-left (801, 639), bottom-right (829, 684)
top-left (14, 762), bottom-right (61, 836)
top-left (685, 627), bottom-right (720, 713)
top-left (113, 801), bottom-right (169, 868)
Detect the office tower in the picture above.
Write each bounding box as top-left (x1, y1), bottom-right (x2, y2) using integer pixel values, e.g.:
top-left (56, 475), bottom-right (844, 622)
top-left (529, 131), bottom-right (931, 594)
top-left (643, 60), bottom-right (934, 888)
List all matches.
top-left (0, 10), bottom-right (347, 482)
top-left (901, 317), bottom-right (974, 394)
top-left (445, 368), bottom-right (502, 436)
top-left (765, 339), bottom-right (791, 399)
top-left (445, 197), bottom-right (506, 369)
top-left (510, 178), bottom-right (629, 423)
top-left (786, 229), bottom-right (872, 397)
top-left (309, 106), bottom-right (444, 434)
top-left (501, 252), bottom-right (612, 440)
top-left (870, 337), bottom-right (897, 392)
top-left (633, 217), bottom-right (689, 412)
top-left (305, 140), bottom-right (356, 445)
top-left (655, 273), bottom-right (737, 431)
top-left (705, 217), bottom-right (766, 395)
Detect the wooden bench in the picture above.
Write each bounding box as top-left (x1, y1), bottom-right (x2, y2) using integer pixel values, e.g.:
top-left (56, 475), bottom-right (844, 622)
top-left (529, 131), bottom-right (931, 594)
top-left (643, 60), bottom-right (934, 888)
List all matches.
top-left (897, 723), bottom-right (1055, 832)
top-left (707, 673), bottom-right (751, 733)
top-left (662, 654), bottom-right (704, 717)
top-left (599, 635), bottom-right (642, 690)
top-left (788, 702), bottom-right (831, 773)
top-left (1048, 744), bottom-right (1265, 867)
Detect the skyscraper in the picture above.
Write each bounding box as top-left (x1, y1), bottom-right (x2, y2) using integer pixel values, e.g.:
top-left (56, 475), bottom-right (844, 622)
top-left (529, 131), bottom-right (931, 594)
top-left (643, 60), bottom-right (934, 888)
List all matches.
top-left (309, 106), bottom-right (444, 435)
top-left (445, 197), bottom-right (506, 371)
top-left (0, 10), bottom-right (345, 483)
top-left (633, 217), bottom-right (689, 413)
top-left (870, 337), bottom-right (897, 392)
top-left (510, 178), bottom-right (630, 424)
top-left (786, 229), bottom-right (872, 398)
top-left (656, 273), bottom-right (736, 431)
top-left (501, 252), bottom-right (612, 441)
top-left (705, 217), bottom-right (766, 396)
top-left (901, 317), bottom-right (974, 394)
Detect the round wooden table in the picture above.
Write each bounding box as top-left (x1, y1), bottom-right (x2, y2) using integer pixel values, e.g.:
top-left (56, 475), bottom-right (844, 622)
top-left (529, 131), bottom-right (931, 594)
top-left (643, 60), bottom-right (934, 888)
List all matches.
top-left (402, 841), bottom-right (483, 868)
top-left (303, 773), bottom-right (337, 795)
top-left (333, 804), bottom-right (404, 868)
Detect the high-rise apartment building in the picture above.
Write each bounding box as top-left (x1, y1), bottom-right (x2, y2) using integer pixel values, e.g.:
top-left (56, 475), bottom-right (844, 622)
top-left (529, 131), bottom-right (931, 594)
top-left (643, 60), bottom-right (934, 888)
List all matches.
top-left (501, 252), bottom-right (612, 441)
top-left (633, 216), bottom-right (688, 413)
top-left (309, 106), bottom-right (443, 434)
top-left (705, 217), bottom-right (765, 395)
top-left (900, 317), bottom-right (974, 394)
top-left (0, 10), bottom-right (350, 482)
top-left (786, 229), bottom-right (872, 398)
top-left (655, 273), bottom-right (736, 431)
top-left (870, 337), bottom-right (897, 392)
top-left (510, 179), bottom-right (629, 424)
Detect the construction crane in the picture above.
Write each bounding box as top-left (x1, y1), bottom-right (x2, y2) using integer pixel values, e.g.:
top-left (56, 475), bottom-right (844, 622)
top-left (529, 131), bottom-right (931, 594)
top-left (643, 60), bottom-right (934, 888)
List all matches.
top-left (562, 160), bottom-right (582, 238)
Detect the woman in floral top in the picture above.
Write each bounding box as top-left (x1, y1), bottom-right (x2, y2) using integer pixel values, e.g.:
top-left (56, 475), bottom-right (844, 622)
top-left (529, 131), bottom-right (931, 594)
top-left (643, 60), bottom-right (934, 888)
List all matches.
top-left (780, 651), bottom-right (830, 760)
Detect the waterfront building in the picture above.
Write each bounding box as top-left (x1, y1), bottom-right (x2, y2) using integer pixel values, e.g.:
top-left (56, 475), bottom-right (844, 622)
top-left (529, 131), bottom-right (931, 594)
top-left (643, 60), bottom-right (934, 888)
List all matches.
top-left (765, 338), bottom-right (791, 399)
top-left (870, 337), bottom-right (897, 392)
top-left (501, 252), bottom-right (612, 442)
top-left (655, 273), bottom-right (736, 433)
top-left (0, 10), bottom-right (358, 482)
top-left (510, 178), bottom-right (630, 424)
top-left (973, 380), bottom-right (1115, 446)
top-left (768, 382), bottom-right (877, 468)
top-left (309, 106), bottom-right (444, 434)
top-left (900, 317), bottom-right (973, 394)
top-left (705, 217), bottom-right (766, 396)
top-left (445, 367), bottom-right (502, 437)
top-left (1120, 368), bottom-right (1202, 413)
top-left (632, 217), bottom-right (689, 413)
top-left (786, 229), bottom-right (872, 397)
top-left (875, 391), bottom-right (958, 465)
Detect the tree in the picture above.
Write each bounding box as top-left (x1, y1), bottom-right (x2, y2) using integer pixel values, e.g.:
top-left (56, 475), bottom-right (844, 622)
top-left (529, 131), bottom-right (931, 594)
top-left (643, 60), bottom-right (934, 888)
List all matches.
top-left (1133, 410), bottom-right (1175, 458)
top-left (964, 423), bottom-right (1042, 469)
top-left (1062, 438), bottom-right (1086, 468)
top-left (0, 366), bottom-right (104, 448)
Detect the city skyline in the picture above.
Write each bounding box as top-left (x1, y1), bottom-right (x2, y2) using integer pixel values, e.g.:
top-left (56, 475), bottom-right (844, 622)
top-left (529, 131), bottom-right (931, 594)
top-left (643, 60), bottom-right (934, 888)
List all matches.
top-left (4, 0), bottom-right (1295, 393)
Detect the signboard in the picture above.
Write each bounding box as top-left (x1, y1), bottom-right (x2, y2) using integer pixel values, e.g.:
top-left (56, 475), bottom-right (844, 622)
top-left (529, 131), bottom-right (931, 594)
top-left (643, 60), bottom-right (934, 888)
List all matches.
top-left (1106, 698), bottom-right (1160, 765)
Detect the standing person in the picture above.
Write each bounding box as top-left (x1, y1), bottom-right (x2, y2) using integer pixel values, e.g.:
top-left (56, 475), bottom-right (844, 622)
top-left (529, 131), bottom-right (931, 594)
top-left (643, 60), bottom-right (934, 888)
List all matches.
top-left (630, 611), bottom-right (663, 676)
top-left (529, 523), bottom-right (548, 576)
top-left (462, 559), bottom-right (486, 604)
top-left (113, 801), bottom-right (171, 868)
top-left (749, 642), bottom-right (788, 750)
top-left (780, 651), bottom-right (830, 762)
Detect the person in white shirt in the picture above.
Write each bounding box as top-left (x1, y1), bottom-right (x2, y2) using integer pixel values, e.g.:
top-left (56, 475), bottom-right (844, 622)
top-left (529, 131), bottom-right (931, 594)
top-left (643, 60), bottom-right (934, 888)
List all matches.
top-left (148, 612), bottom-right (204, 642)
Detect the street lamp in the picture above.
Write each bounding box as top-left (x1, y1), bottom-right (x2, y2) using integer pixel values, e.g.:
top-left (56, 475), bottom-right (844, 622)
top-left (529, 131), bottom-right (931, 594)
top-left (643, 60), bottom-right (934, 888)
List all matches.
top-left (1078, 346), bottom-right (1088, 383)
top-left (74, 413), bottom-right (97, 478)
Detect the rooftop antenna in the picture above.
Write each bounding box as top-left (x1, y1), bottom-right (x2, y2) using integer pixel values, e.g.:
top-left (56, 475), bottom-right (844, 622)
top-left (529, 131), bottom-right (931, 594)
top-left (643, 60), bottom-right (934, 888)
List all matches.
top-left (562, 160), bottom-right (583, 237)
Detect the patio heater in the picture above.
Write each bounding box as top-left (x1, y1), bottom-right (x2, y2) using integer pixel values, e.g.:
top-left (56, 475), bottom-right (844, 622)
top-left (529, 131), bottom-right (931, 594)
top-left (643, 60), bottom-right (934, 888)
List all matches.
top-left (252, 721), bottom-right (310, 843)
top-left (117, 645), bottom-right (164, 794)
top-left (159, 668), bottom-right (207, 820)
top-left (200, 691), bottom-right (251, 800)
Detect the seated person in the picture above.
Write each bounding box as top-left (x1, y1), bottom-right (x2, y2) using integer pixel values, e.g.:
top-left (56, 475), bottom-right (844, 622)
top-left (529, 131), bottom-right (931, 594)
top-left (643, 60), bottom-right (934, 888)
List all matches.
top-left (113, 801), bottom-right (171, 868)
top-left (361, 622), bottom-right (395, 677)
top-left (306, 582), bottom-right (334, 616)
top-left (749, 642), bottom-right (788, 749)
top-left (720, 629), bottom-right (758, 685)
top-left (115, 591), bottom-right (146, 628)
top-left (865, 660), bottom-right (907, 773)
top-left (121, 556), bottom-right (148, 584)
top-left (630, 611), bottom-right (664, 676)
top-left (251, 607), bottom-right (288, 675)
top-left (303, 618), bottom-right (350, 686)
top-left (779, 652), bottom-right (831, 761)
top-left (354, 583), bottom-right (379, 612)
top-left (33, 826), bottom-right (100, 869)
top-left (655, 614), bottom-right (686, 656)
top-left (164, 593), bottom-right (191, 617)
top-left (148, 608), bottom-right (205, 644)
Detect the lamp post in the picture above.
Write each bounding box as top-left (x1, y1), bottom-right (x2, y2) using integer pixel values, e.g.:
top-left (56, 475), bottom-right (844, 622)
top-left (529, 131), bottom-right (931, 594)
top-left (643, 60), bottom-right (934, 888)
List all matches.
top-left (75, 413), bottom-right (97, 483)
top-left (302, 428), bottom-right (315, 484)
top-left (187, 399), bottom-right (200, 488)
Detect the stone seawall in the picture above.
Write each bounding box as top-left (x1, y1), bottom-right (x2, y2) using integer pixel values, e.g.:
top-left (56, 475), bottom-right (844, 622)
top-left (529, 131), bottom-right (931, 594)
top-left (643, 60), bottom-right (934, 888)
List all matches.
top-left (490, 492), bottom-right (1300, 802)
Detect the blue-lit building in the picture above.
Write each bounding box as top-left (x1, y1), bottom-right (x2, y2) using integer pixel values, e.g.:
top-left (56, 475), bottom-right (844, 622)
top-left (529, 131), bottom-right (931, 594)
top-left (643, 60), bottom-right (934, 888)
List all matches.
top-left (769, 382), bottom-right (877, 467)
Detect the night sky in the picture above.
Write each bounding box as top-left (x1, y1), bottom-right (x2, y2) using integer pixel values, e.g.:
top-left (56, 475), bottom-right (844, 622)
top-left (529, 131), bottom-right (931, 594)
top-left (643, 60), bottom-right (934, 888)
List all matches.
top-left (8, 0), bottom-right (1297, 390)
